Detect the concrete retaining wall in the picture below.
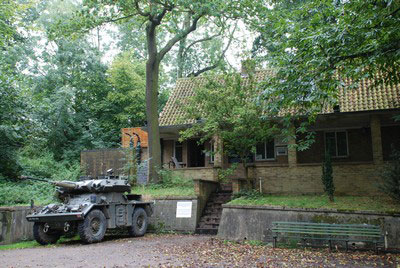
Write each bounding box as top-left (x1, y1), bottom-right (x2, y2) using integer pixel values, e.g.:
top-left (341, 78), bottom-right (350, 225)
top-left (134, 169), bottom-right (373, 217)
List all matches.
top-left (149, 197), bottom-right (200, 232)
top-left (218, 205), bottom-right (400, 249)
top-left (0, 207), bottom-right (34, 245)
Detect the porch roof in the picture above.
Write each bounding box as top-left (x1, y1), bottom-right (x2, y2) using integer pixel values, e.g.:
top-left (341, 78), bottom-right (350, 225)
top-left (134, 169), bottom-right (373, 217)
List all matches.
top-left (159, 70), bottom-right (400, 127)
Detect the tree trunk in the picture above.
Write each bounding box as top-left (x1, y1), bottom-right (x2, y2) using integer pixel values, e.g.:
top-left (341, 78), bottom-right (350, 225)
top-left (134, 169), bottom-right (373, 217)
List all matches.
top-left (145, 22), bottom-right (162, 183)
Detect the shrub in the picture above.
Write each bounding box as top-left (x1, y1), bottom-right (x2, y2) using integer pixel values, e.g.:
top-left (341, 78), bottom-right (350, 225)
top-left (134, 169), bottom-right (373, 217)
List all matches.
top-left (149, 169), bottom-right (193, 189)
top-left (0, 148), bottom-right (82, 206)
top-left (232, 189), bottom-right (263, 200)
top-left (380, 148), bottom-right (400, 202)
top-left (321, 149), bottom-right (335, 202)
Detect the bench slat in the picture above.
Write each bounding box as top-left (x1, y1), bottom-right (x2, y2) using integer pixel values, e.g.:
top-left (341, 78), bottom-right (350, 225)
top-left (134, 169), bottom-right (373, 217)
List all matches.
top-left (272, 226), bottom-right (381, 233)
top-left (273, 222), bottom-right (380, 228)
top-left (272, 225), bottom-right (380, 232)
top-left (272, 229), bottom-right (382, 238)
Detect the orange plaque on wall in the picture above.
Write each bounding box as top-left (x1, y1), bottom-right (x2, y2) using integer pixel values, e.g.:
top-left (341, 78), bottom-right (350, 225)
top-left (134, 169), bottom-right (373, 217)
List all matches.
top-left (121, 127), bottom-right (148, 148)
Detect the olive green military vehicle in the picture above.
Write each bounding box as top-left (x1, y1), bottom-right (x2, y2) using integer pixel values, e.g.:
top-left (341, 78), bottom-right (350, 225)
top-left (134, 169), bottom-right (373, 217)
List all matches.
top-left (24, 170), bottom-right (153, 245)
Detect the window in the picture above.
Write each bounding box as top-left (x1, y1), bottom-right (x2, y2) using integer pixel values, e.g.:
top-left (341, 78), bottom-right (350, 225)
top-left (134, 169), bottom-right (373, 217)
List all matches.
top-left (255, 139), bottom-right (275, 160)
top-left (210, 141), bottom-right (215, 163)
top-left (174, 141), bottom-right (183, 163)
top-left (325, 131), bottom-right (348, 157)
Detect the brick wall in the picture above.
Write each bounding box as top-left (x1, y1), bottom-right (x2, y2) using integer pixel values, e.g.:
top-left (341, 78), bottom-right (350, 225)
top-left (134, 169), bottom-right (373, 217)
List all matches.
top-left (170, 167), bottom-right (215, 181)
top-left (297, 129), bottom-right (373, 164)
top-left (252, 162), bottom-right (383, 195)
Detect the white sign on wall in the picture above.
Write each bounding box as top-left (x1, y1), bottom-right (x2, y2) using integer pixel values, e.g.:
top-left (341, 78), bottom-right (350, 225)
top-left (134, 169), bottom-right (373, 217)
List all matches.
top-left (176, 201), bottom-right (192, 218)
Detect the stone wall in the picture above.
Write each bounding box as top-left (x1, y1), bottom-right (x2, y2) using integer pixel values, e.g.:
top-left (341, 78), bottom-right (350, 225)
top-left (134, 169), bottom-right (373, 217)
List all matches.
top-left (251, 162), bottom-right (383, 195)
top-left (0, 207), bottom-right (34, 245)
top-left (148, 197), bottom-right (200, 232)
top-left (218, 205), bottom-right (400, 249)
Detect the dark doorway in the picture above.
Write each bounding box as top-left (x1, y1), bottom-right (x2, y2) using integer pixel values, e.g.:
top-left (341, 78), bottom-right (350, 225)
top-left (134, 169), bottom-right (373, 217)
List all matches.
top-left (187, 139), bottom-right (205, 167)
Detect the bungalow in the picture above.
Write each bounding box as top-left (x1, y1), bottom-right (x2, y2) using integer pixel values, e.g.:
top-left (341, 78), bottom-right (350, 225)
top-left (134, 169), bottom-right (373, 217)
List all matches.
top-left (157, 70), bottom-right (400, 196)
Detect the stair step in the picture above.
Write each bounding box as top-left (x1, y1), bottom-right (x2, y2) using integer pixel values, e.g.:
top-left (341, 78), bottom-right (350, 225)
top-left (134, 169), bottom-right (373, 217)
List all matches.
top-left (196, 228), bottom-right (218, 235)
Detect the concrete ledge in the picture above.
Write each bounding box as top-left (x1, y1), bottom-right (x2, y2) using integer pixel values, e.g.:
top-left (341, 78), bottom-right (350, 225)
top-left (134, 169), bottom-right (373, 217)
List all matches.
top-left (222, 204), bottom-right (400, 216)
top-left (153, 196), bottom-right (198, 200)
top-left (218, 205), bottom-right (400, 248)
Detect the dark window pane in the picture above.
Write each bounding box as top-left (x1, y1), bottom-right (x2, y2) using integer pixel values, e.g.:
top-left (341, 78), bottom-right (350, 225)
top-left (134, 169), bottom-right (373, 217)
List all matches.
top-left (325, 132), bottom-right (336, 156)
top-left (175, 142), bottom-right (183, 162)
top-left (266, 140), bottom-right (275, 159)
top-left (336, 131), bottom-right (348, 156)
top-left (256, 142), bottom-right (266, 160)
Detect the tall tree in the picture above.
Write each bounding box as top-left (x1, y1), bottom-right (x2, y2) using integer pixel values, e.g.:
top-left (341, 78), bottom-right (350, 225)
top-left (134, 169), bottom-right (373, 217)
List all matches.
top-left (250, 0), bottom-right (400, 123)
top-left (57, 0), bottom-right (251, 182)
top-left (180, 72), bottom-right (278, 181)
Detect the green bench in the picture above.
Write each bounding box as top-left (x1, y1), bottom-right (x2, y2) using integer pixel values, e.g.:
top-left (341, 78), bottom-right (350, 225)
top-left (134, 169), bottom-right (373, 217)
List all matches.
top-left (271, 221), bottom-right (386, 253)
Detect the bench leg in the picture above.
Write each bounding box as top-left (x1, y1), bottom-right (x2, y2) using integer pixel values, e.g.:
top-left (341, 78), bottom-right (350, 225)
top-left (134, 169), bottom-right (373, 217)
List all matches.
top-left (374, 242), bottom-right (378, 254)
top-left (345, 241), bottom-right (349, 252)
top-left (273, 236), bottom-right (277, 248)
top-left (302, 238), bottom-right (306, 248)
top-left (328, 240), bottom-right (332, 251)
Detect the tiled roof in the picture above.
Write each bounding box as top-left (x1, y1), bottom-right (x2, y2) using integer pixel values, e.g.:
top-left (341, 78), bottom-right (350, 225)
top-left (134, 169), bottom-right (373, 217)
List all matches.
top-left (159, 70), bottom-right (400, 126)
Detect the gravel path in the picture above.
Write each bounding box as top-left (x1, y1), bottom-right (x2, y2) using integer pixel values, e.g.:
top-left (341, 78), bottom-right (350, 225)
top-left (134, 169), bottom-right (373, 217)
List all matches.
top-left (0, 234), bottom-right (207, 268)
top-left (1, 234), bottom-right (399, 267)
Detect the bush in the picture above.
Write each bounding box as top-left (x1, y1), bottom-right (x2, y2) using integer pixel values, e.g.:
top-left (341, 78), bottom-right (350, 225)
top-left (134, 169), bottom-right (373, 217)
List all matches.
top-left (0, 148), bottom-right (82, 206)
top-left (380, 148), bottom-right (400, 202)
top-left (143, 169), bottom-right (193, 189)
top-left (321, 149), bottom-right (335, 202)
top-left (232, 189), bottom-right (263, 200)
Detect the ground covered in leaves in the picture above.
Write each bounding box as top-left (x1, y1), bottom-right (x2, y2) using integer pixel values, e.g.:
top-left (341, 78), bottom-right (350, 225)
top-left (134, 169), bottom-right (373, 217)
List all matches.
top-left (158, 237), bottom-right (399, 267)
top-left (0, 234), bottom-right (398, 267)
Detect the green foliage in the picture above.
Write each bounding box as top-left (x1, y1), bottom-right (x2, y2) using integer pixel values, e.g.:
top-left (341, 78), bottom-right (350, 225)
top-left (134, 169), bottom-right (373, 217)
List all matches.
top-left (155, 169), bottom-right (194, 189)
top-left (379, 148), bottom-right (400, 202)
top-left (322, 148), bottom-right (335, 202)
top-left (229, 195), bottom-right (400, 213)
top-left (217, 163), bottom-right (238, 183)
top-left (251, 0), bottom-right (400, 127)
top-left (0, 148), bottom-right (81, 206)
top-left (232, 189), bottom-right (263, 200)
top-left (180, 72), bottom-right (279, 178)
top-left (106, 51), bottom-right (146, 128)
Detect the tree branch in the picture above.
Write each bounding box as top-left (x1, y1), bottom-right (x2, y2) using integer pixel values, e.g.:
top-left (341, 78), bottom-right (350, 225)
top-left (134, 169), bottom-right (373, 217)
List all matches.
top-left (182, 33), bottom-right (222, 58)
top-left (105, 14), bottom-right (137, 23)
top-left (134, 0), bottom-right (150, 18)
top-left (334, 41), bottom-right (400, 62)
top-left (158, 13), bottom-right (203, 61)
top-left (187, 23), bottom-right (237, 77)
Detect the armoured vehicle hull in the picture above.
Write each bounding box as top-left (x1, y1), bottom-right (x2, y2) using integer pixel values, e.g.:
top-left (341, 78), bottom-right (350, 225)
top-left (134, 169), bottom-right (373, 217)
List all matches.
top-left (25, 174), bottom-right (153, 245)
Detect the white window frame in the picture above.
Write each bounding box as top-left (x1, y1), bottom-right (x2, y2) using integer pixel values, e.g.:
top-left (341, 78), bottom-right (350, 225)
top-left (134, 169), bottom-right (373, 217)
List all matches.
top-left (174, 140), bottom-right (184, 163)
top-left (324, 130), bottom-right (349, 158)
top-left (255, 139), bottom-right (275, 161)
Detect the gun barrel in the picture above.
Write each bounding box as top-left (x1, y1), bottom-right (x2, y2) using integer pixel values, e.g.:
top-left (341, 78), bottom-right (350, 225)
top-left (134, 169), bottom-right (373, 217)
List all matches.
top-left (20, 176), bottom-right (51, 183)
top-left (53, 181), bottom-right (77, 189)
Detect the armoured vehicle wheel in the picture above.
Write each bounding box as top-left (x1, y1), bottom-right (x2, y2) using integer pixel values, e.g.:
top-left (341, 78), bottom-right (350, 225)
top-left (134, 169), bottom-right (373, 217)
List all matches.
top-left (33, 223), bottom-right (61, 245)
top-left (78, 209), bottom-right (107, 243)
top-left (129, 207), bottom-right (148, 237)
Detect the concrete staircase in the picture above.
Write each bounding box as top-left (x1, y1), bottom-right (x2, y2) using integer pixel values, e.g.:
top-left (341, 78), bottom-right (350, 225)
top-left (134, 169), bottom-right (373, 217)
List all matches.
top-left (196, 184), bottom-right (232, 235)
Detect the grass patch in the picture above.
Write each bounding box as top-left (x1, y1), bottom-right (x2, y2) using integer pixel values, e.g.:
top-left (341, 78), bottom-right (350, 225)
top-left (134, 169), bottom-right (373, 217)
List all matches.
top-left (132, 186), bottom-right (195, 197)
top-left (0, 240), bottom-right (40, 250)
top-left (228, 195), bottom-right (400, 213)
top-left (0, 235), bottom-right (80, 250)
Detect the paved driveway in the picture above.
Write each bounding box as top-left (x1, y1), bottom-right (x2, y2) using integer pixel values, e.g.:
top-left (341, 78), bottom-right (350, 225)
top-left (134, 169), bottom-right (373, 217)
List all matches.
top-left (1, 234), bottom-right (398, 267)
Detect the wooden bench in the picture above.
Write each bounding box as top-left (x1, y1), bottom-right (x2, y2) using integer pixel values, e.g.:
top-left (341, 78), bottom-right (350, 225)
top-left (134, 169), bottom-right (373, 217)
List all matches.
top-left (271, 221), bottom-right (386, 253)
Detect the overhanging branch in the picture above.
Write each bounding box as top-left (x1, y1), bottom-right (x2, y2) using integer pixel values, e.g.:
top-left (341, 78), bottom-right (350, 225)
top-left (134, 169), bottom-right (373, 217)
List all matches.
top-left (157, 13), bottom-right (203, 61)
